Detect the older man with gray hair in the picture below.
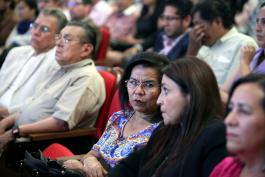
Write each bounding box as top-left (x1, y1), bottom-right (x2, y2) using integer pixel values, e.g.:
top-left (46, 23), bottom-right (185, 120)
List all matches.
top-left (0, 20), bottom-right (106, 147)
top-left (0, 8), bottom-right (67, 118)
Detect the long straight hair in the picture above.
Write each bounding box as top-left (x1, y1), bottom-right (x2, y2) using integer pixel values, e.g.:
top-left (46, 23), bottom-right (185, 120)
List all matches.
top-left (141, 58), bottom-right (223, 176)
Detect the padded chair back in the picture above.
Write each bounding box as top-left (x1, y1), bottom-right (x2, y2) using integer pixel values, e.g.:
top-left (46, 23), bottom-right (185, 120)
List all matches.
top-left (107, 89), bottom-right (121, 118)
top-left (96, 70), bottom-right (117, 138)
top-left (96, 27), bottom-right (110, 62)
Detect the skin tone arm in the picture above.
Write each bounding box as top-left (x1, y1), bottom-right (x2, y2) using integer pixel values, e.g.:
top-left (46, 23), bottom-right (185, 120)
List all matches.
top-left (222, 45), bottom-right (256, 92)
top-left (221, 45), bottom-right (256, 104)
top-left (0, 116), bottom-right (68, 148)
top-left (63, 149), bottom-right (107, 177)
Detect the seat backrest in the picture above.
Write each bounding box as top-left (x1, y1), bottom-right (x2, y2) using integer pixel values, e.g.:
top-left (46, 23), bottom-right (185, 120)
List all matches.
top-left (96, 70), bottom-right (117, 138)
top-left (107, 89), bottom-right (121, 118)
top-left (96, 27), bottom-right (110, 62)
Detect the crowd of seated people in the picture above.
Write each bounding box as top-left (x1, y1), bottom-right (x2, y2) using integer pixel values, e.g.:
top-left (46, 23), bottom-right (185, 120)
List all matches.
top-left (0, 0), bottom-right (264, 177)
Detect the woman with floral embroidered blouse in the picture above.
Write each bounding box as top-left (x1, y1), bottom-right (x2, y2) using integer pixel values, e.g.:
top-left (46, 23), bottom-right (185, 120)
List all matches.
top-left (45, 52), bottom-right (169, 177)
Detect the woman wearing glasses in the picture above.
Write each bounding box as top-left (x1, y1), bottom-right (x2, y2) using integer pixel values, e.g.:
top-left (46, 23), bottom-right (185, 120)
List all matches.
top-left (45, 52), bottom-right (169, 177)
top-left (108, 58), bottom-right (228, 177)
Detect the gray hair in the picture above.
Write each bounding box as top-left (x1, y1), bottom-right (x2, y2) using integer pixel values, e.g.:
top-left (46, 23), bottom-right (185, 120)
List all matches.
top-left (40, 8), bottom-right (68, 33)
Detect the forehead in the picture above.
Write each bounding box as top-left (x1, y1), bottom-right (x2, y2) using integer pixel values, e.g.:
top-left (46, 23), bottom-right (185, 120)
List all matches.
top-left (258, 6), bottom-right (265, 17)
top-left (60, 25), bottom-right (85, 36)
top-left (193, 12), bottom-right (208, 24)
top-left (130, 65), bottom-right (159, 80)
top-left (35, 14), bottom-right (58, 27)
top-left (164, 5), bottom-right (178, 15)
top-left (231, 83), bottom-right (264, 105)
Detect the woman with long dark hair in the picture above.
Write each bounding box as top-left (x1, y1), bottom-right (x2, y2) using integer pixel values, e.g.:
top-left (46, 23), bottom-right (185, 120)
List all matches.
top-left (108, 57), bottom-right (228, 177)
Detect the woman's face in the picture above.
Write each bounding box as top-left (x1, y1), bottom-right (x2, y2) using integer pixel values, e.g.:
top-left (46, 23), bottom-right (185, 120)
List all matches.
top-left (157, 75), bottom-right (189, 125)
top-left (15, 1), bottom-right (36, 21)
top-left (127, 65), bottom-right (160, 114)
top-left (225, 83), bottom-right (265, 156)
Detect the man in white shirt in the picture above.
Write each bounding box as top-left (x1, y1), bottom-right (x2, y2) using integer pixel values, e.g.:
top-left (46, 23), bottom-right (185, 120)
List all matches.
top-left (186, 0), bottom-right (257, 86)
top-left (0, 8), bottom-right (67, 117)
top-left (0, 21), bottom-right (105, 148)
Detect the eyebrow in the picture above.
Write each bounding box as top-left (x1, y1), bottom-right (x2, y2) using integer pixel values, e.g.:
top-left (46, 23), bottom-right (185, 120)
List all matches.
top-left (129, 77), bottom-right (157, 82)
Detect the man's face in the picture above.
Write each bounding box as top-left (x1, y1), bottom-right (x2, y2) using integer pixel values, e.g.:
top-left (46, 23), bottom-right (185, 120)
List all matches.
top-left (68, 0), bottom-right (90, 20)
top-left (37, 0), bottom-right (58, 11)
top-left (193, 12), bottom-right (221, 46)
top-left (55, 25), bottom-right (93, 65)
top-left (160, 6), bottom-right (188, 38)
top-left (30, 14), bottom-right (58, 54)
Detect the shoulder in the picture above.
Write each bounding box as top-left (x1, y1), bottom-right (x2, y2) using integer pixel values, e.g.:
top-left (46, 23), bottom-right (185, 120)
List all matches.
top-left (210, 157), bottom-right (243, 177)
top-left (9, 45), bottom-right (34, 55)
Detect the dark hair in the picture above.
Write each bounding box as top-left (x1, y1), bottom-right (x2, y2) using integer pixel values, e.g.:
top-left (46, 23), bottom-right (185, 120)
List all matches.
top-left (165, 0), bottom-right (193, 19)
top-left (228, 74), bottom-right (265, 113)
top-left (67, 20), bottom-right (97, 57)
top-left (261, 2), bottom-right (265, 8)
top-left (40, 8), bottom-right (68, 33)
top-left (119, 52), bottom-right (170, 112)
top-left (141, 57), bottom-right (223, 176)
top-left (139, 0), bottom-right (165, 22)
top-left (21, 0), bottom-right (39, 16)
top-left (192, 0), bottom-right (234, 29)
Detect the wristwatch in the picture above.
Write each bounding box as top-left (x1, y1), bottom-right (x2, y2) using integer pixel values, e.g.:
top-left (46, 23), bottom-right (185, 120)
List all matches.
top-left (11, 126), bottom-right (20, 138)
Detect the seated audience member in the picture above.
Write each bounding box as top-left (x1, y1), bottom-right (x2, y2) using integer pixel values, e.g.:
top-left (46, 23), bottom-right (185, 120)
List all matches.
top-left (186, 0), bottom-right (257, 86)
top-left (210, 74), bottom-right (265, 177)
top-left (67, 0), bottom-right (92, 21)
top-left (0, 0), bottom-right (16, 47)
top-left (37, 0), bottom-right (61, 11)
top-left (108, 58), bottom-right (228, 177)
top-left (5, 0), bottom-right (38, 48)
top-left (0, 0), bottom-right (39, 67)
top-left (124, 0), bottom-right (193, 62)
top-left (105, 0), bottom-right (138, 51)
top-left (89, 0), bottom-right (113, 27)
top-left (0, 8), bottom-right (67, 118)
top-left (45, 52), bottom-right (170, 177)
top-left (106, 0), bottom-right (165, 66)
top-left (0, 20), bottom-right (106, 148)
top-left (222, 2), bottom-right (265, 98)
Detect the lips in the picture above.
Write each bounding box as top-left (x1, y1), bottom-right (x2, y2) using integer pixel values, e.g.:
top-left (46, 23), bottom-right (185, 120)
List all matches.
top-left (226, 132), bottom-right (238, 140)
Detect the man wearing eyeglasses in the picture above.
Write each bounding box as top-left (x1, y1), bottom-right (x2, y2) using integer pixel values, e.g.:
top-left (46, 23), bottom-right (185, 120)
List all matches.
top-left (122, 0), bottom-right (193, 63)
top-left (0, 8), bottom-right (67, 118)
top-left (0, 21), bottom-right (105, 148)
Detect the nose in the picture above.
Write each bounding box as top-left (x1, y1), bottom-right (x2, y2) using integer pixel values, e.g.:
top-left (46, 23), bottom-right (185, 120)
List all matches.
top-left (224, 110), bottom-right (238, 127)
top-left (256, 22), bottom-right (262, 32)
top-left (156, 93), bottom-right (163, 105)
top-left (133, 84), bottom-right (145, 95)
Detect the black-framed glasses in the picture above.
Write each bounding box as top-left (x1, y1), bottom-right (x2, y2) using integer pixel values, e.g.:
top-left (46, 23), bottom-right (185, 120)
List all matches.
top-left (125, 78), bottom-right (159, 91)
top-left (30, 23), bottom-right (50, 33)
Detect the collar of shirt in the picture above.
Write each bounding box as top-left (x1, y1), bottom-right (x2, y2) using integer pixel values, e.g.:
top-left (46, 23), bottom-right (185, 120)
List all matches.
top-left (60, 58), bottom-right (94, 71)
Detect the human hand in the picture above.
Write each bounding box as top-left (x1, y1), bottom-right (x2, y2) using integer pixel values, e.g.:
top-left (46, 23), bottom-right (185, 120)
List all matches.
top-left (0, 130), bottom-right (14, 148)
top-left (63, 159), bottom-right (84, 171)
top-left (83, 156), bottom-right (107, 177)
top-left (187, 24), bottom-right (205, 55)
top-left (240, 45), bottom-right (256, 66)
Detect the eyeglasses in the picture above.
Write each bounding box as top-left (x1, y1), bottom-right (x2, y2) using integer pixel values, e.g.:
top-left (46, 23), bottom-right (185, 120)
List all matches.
top-left (30, 23), bottom-right (50, 33)
top-left (55, 34), bottom-right (82, 44)
top-left (160, 15), bottom-right (181, 21)
top-left (256, 17), bottom-right (265, 26)
top-left (125, 79), bottom-right (159, 91)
